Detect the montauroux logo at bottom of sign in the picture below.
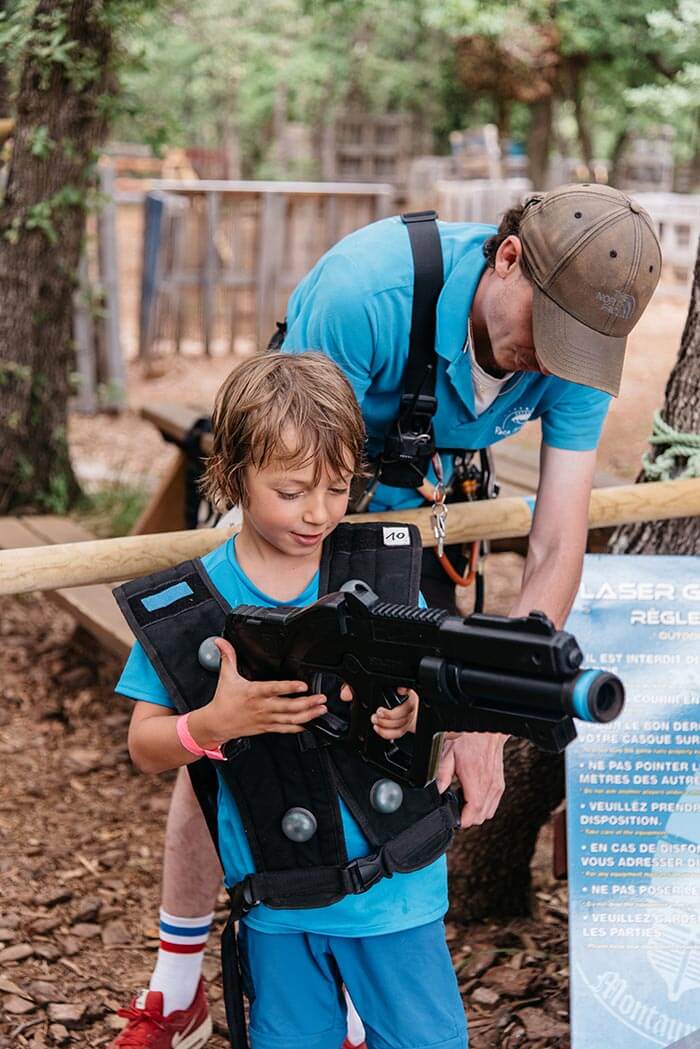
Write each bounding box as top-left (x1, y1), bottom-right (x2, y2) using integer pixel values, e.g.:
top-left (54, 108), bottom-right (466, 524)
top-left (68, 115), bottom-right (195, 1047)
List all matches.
top-left (494, 405), bottom-right (534, 438)
top-left (578, 967), bottom-right (697, 1047)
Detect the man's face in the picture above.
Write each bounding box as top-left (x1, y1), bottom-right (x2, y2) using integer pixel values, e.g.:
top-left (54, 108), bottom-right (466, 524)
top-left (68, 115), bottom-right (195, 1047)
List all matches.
top-left (482, 237), bottom-right (550, 376)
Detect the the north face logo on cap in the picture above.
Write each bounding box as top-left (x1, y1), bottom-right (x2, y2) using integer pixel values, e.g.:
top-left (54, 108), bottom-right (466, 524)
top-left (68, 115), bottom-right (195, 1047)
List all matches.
top-left (596, 289), bottom-right (636, 320)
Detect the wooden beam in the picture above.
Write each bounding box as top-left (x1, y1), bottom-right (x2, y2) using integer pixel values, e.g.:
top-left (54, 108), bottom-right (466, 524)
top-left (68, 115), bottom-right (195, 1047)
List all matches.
top-left (1, 477), bottom-right (700, 596)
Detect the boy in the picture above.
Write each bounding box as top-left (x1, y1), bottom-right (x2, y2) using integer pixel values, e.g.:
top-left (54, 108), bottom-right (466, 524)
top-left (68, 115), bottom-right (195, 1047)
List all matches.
top-left (114, 353), bottom-right (467, 1049)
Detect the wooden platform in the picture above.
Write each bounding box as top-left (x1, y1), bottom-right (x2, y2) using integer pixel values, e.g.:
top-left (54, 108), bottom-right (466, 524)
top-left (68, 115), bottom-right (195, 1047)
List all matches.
top-left (0, 516), bottom-right (132, 659)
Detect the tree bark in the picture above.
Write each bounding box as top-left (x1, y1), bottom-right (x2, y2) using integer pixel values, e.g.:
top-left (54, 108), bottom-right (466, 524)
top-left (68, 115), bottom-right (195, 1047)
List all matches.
top-left (608, 126), bottom-right (630, 189)
top-left (568, 58), bottom-right (593, 180)
top-left (0, 0), bottom-right (10, 119)
top-left (448, 741), bottom-right (564, 921)
top-left (527, 96), bottom-right (553, 190)
top-left (446, 554), bottom-right (566, 922)
top-left (0, 0), bottom-right (116, 513)
top-left (610, 237), bottom-right (700, 555)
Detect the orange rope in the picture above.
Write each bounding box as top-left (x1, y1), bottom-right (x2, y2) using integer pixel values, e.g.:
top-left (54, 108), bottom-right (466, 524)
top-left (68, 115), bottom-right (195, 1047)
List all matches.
top-left (435, 538), bottom-right (480, 587)
top-left (419, 479), bottom-right (483, 588)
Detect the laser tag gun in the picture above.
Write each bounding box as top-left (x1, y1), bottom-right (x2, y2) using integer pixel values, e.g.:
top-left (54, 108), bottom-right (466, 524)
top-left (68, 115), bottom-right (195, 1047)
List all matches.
top-left (223, 580), bottom-right (625, 787)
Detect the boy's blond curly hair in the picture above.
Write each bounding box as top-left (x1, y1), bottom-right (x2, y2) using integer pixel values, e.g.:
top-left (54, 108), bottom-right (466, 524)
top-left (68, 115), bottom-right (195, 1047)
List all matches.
top-left (200, 352), bottom-right (366, 510)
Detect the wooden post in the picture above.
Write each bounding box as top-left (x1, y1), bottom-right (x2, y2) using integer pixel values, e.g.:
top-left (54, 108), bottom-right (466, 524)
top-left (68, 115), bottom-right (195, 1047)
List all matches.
top-left (138, 192), bottom-right (166, 363)
top-left (71, 253), bottom-right (98, 414)
top-left (3, 477), bottom-right (700, 596)
top-left (96, 163), bottom-right (125, 410)
top-left (256, 192), bottom-right (286, 349)
top-left (202, 191), bottom-right (220, 356)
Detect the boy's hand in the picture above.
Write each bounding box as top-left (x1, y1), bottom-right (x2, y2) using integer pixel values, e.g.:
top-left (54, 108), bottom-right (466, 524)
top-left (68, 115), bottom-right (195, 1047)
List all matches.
top-left (339, 684), bottom-right (419, 739)
top-left (203, 638), bottom-right (327, 741)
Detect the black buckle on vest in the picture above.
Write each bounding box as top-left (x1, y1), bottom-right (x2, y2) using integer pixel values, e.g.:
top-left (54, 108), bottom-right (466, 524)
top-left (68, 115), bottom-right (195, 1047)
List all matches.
top-left (228, 877), bottom-right (258, 917)
top-left (401, 210), bottom-right (438, 225)
top-left (344, 851), bottom-right (390, 894)
top-left (399, 392), bottom-right (437, 422)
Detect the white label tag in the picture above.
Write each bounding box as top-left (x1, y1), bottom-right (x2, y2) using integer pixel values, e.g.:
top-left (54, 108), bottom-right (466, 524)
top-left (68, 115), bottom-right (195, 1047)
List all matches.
top-left (382, 526), bottom-right (410, 547)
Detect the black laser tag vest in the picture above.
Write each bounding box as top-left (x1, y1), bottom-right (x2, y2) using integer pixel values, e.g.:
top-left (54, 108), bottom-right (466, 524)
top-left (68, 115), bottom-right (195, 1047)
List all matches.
top-left (114, 522), bottom-right (460, 911)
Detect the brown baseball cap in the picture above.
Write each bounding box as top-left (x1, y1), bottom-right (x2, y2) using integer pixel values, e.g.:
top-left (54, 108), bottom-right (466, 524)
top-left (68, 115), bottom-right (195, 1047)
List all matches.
top-left (519, 184), bottom-right (662, 396)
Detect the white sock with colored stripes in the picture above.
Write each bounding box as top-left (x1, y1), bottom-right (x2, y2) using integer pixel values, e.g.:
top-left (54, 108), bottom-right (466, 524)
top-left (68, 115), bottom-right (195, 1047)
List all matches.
top-left (149, 909), bottom-right (214, 1016)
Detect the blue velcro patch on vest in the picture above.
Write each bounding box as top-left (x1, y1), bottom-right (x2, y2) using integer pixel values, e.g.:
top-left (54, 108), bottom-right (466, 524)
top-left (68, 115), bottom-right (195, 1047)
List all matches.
top-left (141, 581), bottom-right (193, 612)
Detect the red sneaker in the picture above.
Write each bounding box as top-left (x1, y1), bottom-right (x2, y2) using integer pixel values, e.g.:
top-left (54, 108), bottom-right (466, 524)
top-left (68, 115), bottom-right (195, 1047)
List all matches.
top-left (341, 1041), bottom-right (368, 1049)
top-left (109, 979), bottom-right (212, 1048)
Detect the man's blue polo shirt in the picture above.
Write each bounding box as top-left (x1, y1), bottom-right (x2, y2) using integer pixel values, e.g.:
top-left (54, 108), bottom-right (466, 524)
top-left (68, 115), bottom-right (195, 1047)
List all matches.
top-left (282, 216), bottom-right (611, 511)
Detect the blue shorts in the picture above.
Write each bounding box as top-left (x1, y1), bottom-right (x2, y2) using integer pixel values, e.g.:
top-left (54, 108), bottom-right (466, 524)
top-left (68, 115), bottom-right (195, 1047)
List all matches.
top-left (238, 919), bottom-right (468, 1049)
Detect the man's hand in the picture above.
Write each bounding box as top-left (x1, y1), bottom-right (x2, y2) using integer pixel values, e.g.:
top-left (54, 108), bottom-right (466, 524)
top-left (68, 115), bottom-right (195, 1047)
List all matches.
top-left (436, 732), bottom-right (507, 828)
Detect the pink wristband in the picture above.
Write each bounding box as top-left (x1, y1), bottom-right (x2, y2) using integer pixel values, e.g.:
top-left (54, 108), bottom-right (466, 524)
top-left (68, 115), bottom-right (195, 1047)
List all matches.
top-left (176, 712), bottom-right (225, 762)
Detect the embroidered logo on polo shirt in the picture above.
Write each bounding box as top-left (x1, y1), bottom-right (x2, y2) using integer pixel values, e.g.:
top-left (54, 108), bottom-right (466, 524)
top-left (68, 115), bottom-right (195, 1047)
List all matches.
top-left (495, 405), bottom-right (533, 437)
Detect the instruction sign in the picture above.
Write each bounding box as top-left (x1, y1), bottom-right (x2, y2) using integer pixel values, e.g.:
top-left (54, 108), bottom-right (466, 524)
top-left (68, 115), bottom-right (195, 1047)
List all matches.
top-left (567, 555), bottom-right (700, 1048)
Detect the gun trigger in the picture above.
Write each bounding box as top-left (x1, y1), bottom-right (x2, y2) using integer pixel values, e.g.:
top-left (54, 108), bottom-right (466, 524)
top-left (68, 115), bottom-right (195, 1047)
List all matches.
top-left (383, 688), bottom-right (407, 710)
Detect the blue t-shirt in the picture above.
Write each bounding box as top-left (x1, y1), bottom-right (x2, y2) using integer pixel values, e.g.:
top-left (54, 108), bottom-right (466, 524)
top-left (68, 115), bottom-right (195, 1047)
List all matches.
top-left (116, 536), bottom-right (448, 937)
top-left (283, 216), bottom-right (611, 511)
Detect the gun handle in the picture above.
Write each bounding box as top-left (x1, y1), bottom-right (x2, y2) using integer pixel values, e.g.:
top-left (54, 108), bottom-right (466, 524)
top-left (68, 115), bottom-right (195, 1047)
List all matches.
top-left (346, 679), bottom-right (414, 779)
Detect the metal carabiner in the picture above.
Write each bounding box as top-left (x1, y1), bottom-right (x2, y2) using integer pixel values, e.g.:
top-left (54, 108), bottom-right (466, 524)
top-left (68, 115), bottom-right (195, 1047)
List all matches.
top-left (430, 481), bottom-right (448, 558)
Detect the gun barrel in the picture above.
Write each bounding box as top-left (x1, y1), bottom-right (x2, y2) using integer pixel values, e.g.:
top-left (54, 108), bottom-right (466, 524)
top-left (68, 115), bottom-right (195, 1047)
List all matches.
top-left (566, 669), bottom-right (624, 723)
top-left (422, 662), bottom-right (625, 727)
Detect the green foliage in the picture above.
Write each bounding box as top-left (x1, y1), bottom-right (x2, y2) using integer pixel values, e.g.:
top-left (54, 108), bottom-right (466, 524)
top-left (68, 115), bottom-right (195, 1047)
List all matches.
top-left (3, 0), bottom-right (698, 199)
top-left (114, 0), bottom-right (468, 174)
top-left (28, 123), bottom-right (55, 156)
top-left (38, 470), bottom-right (71, 514)
top-left (625, 0), bottom-right (700, 160)
top-left (76, 483), bottom-right (147, 537)
top-left (106, 0), bottom-right (699, 179)
top-left (0, 359), bottom-right (32, 384)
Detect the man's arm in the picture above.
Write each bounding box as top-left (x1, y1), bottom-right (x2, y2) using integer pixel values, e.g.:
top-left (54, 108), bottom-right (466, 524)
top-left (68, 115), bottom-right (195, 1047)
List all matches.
top-left (513, 443), bottom-right (597, 627)
top-left (437, 444), bottom-right (597, 826)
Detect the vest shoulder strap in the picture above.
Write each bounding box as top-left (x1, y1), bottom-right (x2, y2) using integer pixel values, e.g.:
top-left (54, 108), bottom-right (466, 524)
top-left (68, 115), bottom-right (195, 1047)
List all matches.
top-left (113, 557), bottom-right (230, 714)
top-left (319, 521), bottom-right (422, 605)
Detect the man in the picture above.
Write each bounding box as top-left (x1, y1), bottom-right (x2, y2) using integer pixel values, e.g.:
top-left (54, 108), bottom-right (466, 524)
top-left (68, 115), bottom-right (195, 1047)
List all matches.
top-left (110, 183), bottom-right (661, 1048)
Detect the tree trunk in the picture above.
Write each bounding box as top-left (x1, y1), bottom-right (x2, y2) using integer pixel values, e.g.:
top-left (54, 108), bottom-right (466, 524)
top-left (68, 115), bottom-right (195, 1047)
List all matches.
top-left (608, 126), bottom-right (630, 189)
top-left (610, 237), bottom-right (700, 555)
top-left (0, 0), bottom-right (115, 514)
top-left (568, 58), bottom-right (593, 180)
top-left (448, 741), bottom-right (565, 921)
top-left (0, 0), bottom-right (10, 118)
top-left (447, 555), bottom-right (566, 922)
top-left (494, 96), bottom-right (510, 142)
top-left (527, 96), bottom-right (553, 190)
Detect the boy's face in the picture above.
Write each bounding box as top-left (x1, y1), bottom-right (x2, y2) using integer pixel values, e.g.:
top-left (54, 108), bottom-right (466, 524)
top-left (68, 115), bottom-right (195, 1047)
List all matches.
top-left (243, 451), bottom-right (353, 559)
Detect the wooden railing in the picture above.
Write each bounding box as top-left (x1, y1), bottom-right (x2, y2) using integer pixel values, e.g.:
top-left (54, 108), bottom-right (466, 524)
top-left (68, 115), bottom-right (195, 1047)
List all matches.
top-left (137, 180), bottom-right (395, 360)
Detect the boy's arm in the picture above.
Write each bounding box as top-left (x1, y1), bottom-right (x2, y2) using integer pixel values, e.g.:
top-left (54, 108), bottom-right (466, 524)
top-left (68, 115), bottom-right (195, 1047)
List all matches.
top-left (128, 700), bottom-right (230, 775)
top-left (126, 638), bottom-right (327, 774)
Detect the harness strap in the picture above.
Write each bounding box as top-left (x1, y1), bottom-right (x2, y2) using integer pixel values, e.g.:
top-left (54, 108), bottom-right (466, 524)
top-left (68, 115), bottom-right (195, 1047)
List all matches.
top-left (227, 790), bottom-right (461, 917)
top-left (400, 210), bottom-right (444, 417)
top-left (221, 911), bottom-right (249, 1049)
top-left (162, 416), bottom-right (213, 529)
